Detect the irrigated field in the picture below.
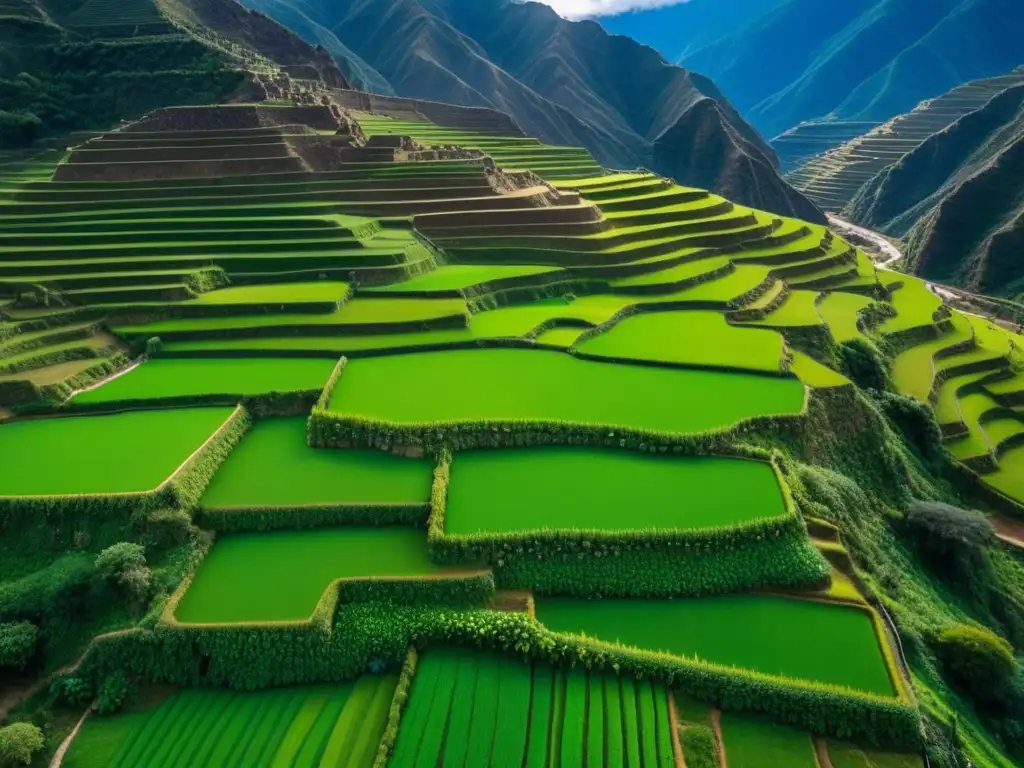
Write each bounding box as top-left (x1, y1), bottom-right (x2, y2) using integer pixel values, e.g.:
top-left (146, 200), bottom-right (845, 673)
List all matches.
top-left (63, 677), bottom-right (398, 768)
top-left (72, 358), bottom-right (335, 405)
top-left (390, 647), bottom-right (676, 767)
top-left (327, 348), bottom-right (805, 434)
top-left (445, 448), bottom-right (787, 535)
top-left (535, 596), bottom-right (895, 696)
top-left (200, 417), bottom-right (431, 510)
top-left (0, 407), bottom-right (233, 496)
top-left (173, 527), bottom-right (443, 623)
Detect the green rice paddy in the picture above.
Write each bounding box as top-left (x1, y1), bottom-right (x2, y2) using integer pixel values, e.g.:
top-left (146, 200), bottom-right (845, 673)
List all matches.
top-left (327, 348), bottom-right (805, 434)
top-left (444, 448), bottom-right (787, 535)
top-left (72, 358), bottom-right (336, 404)
top-left (534, 595), bottom-right (895, 696)
top-left (63, 678), bottom-right (397, 768)
top-left (193, 281), bottom-right (350, 304)
top-left (720, 713), bottom-right (818, 768)
top-left (390, 647), bottom-right (674, 768)
top-left (200, 417), bottom-right (431, 509)
top-left (173, 527), bottom-right (442, 623)
top-left (816, 292), bottom-right (872, 342)
top-left (367, 264), bottom-right (559, 292)
top-left (828, 741), bottom-right (925, 768)
top-left (578, 310), bottom-right (785, 372)
top-left (0, 408), bottom-right (233, 496)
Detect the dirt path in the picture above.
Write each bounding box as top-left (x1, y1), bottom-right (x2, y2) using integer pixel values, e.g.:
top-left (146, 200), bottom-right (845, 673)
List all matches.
top-left (710, 708), bottom-right (728, 768)
top-left (0, 675), bottom-right (46, 724)
top-left (992, 515), bottom-right (1024, 549)
top-left (49, 706), bottom-right (91, 768)
top-left (814, 738), bottom-right (835, 768)
top-left (668, 693), bottom-right (687, 768)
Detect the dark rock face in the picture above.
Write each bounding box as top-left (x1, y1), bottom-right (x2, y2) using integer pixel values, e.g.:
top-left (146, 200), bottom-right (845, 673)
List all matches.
top-left (848, 84), bottom-right (1024, 295)
top-left (237, 0), bottom-right (823, 223)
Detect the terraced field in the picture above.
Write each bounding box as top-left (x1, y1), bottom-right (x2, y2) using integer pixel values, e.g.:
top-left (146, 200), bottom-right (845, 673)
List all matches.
top-left (0, 102), bottom-right (980, 764)
top-left (63, 677), bottom-right (398, 768)
top-left (391, 648), bottom-right (676, 768)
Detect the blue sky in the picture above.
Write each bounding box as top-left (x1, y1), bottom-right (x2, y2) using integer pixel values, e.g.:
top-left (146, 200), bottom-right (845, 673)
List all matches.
top-left (531, 0), bottom-right (688, 19)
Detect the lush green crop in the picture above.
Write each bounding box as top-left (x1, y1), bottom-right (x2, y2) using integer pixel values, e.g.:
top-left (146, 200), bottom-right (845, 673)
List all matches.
top-left (63, 679), bottom-right (399, 768)
top-left (444, 447), bottom-right (787, 534)
top-left (328, 348), bottom-right (805, 433)
top-left (828, 740), bottom-right (925, 768)
top-left (194, 281), bottom-right (350, 304)
top-left (0, 407), bottom-right (233, 496)
top-left (368, 264), bottom-right (559, 292)
top-left (719, 712), bottom-right (818, 768)
top-left (535, 595), bottom-right (896, 697)
top-left (173, 527), bottom-right (442, 623)
top-left (72, 358), bottom-right (335, 405)
top-left (817, 292), bottom-right (871, 342)
top-left (200, 417), bottom-right (431, 508)
top-left (579, 310), bottom-right (786, 372)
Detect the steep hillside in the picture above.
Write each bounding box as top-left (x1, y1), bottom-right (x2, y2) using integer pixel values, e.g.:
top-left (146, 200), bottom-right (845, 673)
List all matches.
top-left (788, 68), bottom-right (1024, 211)
top-left (599, 0), bottom-right (1024, 142)
top-left (0, 0), bottom-right (349, 147)
top-left (237, 0), bottom-right (825, 223)
top-left (848, 83), bottom-right (1024, 297)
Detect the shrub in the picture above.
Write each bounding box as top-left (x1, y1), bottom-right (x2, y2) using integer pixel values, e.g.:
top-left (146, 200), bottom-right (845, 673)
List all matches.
top-left (0, 723), bottom-right (44, 766)
top-left (873, 390), bottom-right (944, 459)
top-left (935, 623), bottom-right (1015, 703)
top-left (95, 543), bottom-right (152, 608)
top-left (838, 338), bottom-right (888, 391)
top-left (681, 725), bottom-right (717, 768)
top-left (96, 670), bottom-right (135, 715)
top-left (144, 336), bottom-right (163, 358)
top-left (0, 622), bottom-right (38, 670)
top-left (132, 508), bottom-right (194, 549)
top-left (50, 676), bottom-right (93, 708)
top-left (905, 501), bottom-right (995, 556)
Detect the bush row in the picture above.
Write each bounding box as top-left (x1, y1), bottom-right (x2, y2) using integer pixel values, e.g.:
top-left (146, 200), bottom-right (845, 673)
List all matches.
top-left (195, 502), bottom-right (429, 533)
top-left (65, 389), bottom-right (320, 418)
top-left (373, 647), bottom-right (418, 768)
top-left (425, 451), bottom-right (829, 595)
top-left (75, 603), bottom-right (921, 748)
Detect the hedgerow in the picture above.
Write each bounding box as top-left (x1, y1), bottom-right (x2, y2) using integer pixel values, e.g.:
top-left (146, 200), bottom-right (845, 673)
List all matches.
top-left (195, 502), bottom-right (429, 533)
top-left (373, 647), bottom-right (418, 768)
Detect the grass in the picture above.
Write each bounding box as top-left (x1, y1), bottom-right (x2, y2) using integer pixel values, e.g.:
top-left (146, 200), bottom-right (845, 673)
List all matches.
top-left (200, 417), bottom-right (431, 509)
top-left (173, 527), bottom-right (443, 623)
top-left (828, 740), bottom-right (925, 768)
top-left (63, 681), bottom-right (396, 768)
top-left (719, 712), bottom-right (818, 768)
top-left (444, 448), bottom-right (788, 535)
top-left (534, 595), bottom-right (896, 696)
top-left (578, 310), bottom-right (785, 372)
top-left (327, 348), bottom-right (805, 435)
top-left (816, 292), bottom-right (872, 342)
top-left (193, 282), bottom-right (350, 304)
top-left (72, 358), bottom-right (336, 404)
top-left (0, 407), bottom-right (233, 496)
top-left (366, 264), bottom-right (559, 292)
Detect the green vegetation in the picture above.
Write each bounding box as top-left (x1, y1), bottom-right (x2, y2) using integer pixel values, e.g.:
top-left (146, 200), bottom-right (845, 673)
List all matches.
top-left (535, 596), bottom-right (896, 696)
top-left (445, 448), bottom-right (787, 534)
top-left (720, 712), bottom-right (818, 768)
top-left (817, 292), bottom-right (872, 342)
top-left (0, 407), bottom-right (233, 495)
top-left (681, 726), bottom-right (717, 768)
top-left (173, 527), bottom-right (443, 623)
top-left (63, 679), bottom-right (396, 768)
top-left (327, 348), bottom-right (805, 433)
top-left (390, 647), bottom-right (674, 767)
top-left (578, 310), bottom-right (786, 372)
top-left (72, 358), bottom-right (336, 405)
top-left (200, 416), bottom-right (431, 510)
top-left (828, 740), bottom-right (925, 768)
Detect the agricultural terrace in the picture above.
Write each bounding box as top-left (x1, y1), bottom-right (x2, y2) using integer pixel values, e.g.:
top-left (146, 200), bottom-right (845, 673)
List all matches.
top-left (535, 596), bottom-right (896, 696)
top-left (364, 264), bottom-right (562, 293)
top-left (72, 358), bottom-right (336, 405)
top-left (0, 407), bottom-right (233, 496)
top-left (327, 349), bottom-right (805, 434)
top-left (720, 712), bottom-right (818, 768)
top-left (200, 417), bottom-right (432, 510)
top-left (173, 527), bottom-right (444, 623)
top-left (444, 448), bottom-right (788, 534)
top-left (63, 678), bottom-right (397, 768)
top-left (577, 310), bottom-right (788, 373)
top-left (391, 647), bottom-right (675, 767)
top-left (817, 292), bottom-right (872, 342)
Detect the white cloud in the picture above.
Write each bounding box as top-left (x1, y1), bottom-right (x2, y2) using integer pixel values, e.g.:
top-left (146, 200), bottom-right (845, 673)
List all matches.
top-left (530, 0), bottom-right (690, 20)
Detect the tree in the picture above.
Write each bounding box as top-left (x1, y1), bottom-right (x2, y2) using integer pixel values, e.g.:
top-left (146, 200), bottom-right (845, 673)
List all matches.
top-left (936, 623), bottom-right (1016, 704)
top-left (0, 723), bottom-right (44, 766)
top-left (0, 622), bottom-right (38, 670)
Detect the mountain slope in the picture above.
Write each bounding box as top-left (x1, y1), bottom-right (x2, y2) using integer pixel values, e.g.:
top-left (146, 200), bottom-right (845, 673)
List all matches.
top-left (239, 0), bottom-right (824, 222)
top-left (599, 0), bottom-right (1024, 142)
top-left (847, 83), bottom-right (1024, 296)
